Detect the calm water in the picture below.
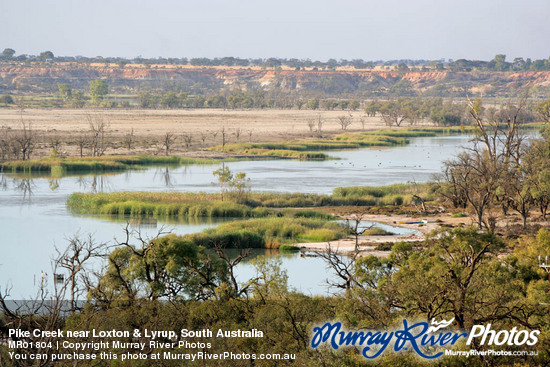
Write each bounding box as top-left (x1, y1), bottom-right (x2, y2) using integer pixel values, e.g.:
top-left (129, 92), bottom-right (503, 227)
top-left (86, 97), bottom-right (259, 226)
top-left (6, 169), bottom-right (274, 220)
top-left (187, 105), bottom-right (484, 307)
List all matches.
top-left (0, 135), bottom-right (469, 298)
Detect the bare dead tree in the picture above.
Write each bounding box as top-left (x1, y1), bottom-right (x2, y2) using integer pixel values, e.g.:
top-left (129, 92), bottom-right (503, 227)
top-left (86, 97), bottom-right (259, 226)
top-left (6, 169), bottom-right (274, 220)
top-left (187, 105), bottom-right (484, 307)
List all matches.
top-left (337, 114), bottom-right (353, 130)
top-left (162, 131), bottom-right (176, 155)
top-left (182, 133), bottom-right (193, 150)
top-left (316, 115), bottom-right (324, 137)
top-left (234, 128), bottom-right (241, 143)
top-left (466, 95), bottom-right (528, 165)
top-left (0, 127), bottom-right (11, 161)
top-left (199, 132), bottom-right (208, 149)
top-left (53, 233), bottom-right (109, 311)
top-left (315, 244), bottom-right (364, 291)
top-left (306, 118), bottom-right (315, 133)
top-left (0, 233), bottom-right (107, 366)
top-left (48, 134), bottom-right (62, 154)
top-left (75, 132), bottom-right (88, 158)
top-left (359, 116), bottom-right (366, 130)
top-left (213, 244), bottom-right (258, 299)
top-left (345, 214), bottom-right (374, 253)
top-left (86, 113), bottom-right (108, 157)
top-left (248, 129), bottom-right (253, 142)
top-left (123, 128), bottom-right (135, 151)
top-left (13, 119), bottom-right (34, 160)
top-left (220, 127), bottom-right (227, 151)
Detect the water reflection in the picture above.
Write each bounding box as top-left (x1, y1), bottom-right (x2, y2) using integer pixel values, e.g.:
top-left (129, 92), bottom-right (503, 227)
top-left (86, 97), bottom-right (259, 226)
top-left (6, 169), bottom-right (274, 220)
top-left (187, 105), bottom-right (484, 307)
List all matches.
top-left (153, 167), bottom-right (174, 187)
top-left (14, 178), bottom-right (34, 199)
top-left (0, 135), bottom-right (474, 296)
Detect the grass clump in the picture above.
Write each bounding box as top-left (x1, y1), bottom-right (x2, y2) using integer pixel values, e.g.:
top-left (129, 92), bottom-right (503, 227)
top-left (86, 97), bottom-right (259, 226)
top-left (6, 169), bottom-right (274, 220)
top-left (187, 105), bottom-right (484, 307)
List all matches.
top-left (331, 183), bottom-right (436, 207)
top-left (279, 245), bottom-right (300, 252)
top-left (363, 227), bottom-right (395, 236)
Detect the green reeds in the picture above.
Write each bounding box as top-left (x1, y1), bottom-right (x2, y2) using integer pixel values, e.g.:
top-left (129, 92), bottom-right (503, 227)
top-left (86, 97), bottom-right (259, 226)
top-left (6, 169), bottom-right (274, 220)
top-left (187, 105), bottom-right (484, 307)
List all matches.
top-left (67, 192), bottom-right (334, 219)
top-left (1, 155), bottom-right (223, 174)
top-left (209, 126), bottom-right (474, 159)
top-left (67, 182), bottom-right (438, 219)
top-left (188, 217), bottom-right (347, 248)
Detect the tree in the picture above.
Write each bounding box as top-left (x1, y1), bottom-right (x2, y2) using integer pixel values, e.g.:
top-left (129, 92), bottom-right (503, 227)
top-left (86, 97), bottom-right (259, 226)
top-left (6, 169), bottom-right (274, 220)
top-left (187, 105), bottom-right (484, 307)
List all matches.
top-left (346, 214), bottom-right (373, 253)
top-left (89, 79), bottom-right (108, 105)
top-left (490, 54), bottom-right (509, 71)
top-left (160, 91), bottom-right (180, 108)
top-left (95, 229), bottom-right (227, 302)
top-left (380, 100), bottom-right (406, 127)
top-left (86, 113), bottom-right (108, 156)
top-left (444, 150), bottom-right (502, 229)
top-left (39, 50), bottom-right (54, 61)
top-left (306, 118), bottom-right (315, 133)
top-left (220, 126), bottom-right (227, 151)
top-left (212, 166), bottom-right (250, 202)
top-left (213, 165), bottom-right (233, 201)
top-left (306, 98), bottom-right (319, 110)
top-left (13, 120), bottom-right (34, 160)
top-left (54, 233), bottom-right (108, 311)
top-left (442, 97), bottom-right (530, 228)
top-left (524, 127), bottom-right (550, 219)
top-left (0, 232), bottom-right (106, 363)
top-left (2, 48), bottom-right (15, 59)
top-left (534, 99), bottom-right (550, 123)
top-left (230, 172), bottom-right (251, 203)
top-left (162, 132), bottom-right (176, 155)
top-left (182, 133), bottom-right (192, 150)
top-left (57, 83), bottom-right (72, 103)
top-left (123, 128), bottom-right (135, 151)
top-left (349, 100), bottom-right (360, 111)
top-left (336, 115), bottom-right (352, 130)
top-left (71, 91), bottom-right (86, 108)
top-left (316, 114), bottom-right (324, 136)
top-left (138, 92), bottom-right (158, 108)
top-left (364, 100), bottom-right (380, 117)
top-left (389, 227), bottom-right (529, 330)
top-left (0, 95), bottom-right (14, 105)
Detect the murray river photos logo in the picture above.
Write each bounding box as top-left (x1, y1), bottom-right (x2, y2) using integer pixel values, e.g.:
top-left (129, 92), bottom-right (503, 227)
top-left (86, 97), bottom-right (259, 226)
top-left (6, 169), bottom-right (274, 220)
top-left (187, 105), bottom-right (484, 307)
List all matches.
top-left (310, 318), bottom-right (540, 360)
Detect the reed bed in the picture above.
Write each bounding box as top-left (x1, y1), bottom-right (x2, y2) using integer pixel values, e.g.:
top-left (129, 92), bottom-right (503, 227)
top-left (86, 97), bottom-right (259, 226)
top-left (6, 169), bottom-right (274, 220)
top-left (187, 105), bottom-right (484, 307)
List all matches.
top-left (67, 192), bottom-right (334, 219)
top-left (209, 126), bottom-right (475, 159)
top-left (67, 182), bottom-right (438, 220)
top-left (186, 217), bottom-right (348, 248)
top-left (1, 155), bottom-right (223, 174)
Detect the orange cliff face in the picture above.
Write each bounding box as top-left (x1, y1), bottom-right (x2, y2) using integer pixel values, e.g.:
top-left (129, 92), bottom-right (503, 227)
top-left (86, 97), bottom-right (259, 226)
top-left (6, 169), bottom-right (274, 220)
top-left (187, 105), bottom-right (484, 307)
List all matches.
top-left (1, 64), bottom-right (549, 94)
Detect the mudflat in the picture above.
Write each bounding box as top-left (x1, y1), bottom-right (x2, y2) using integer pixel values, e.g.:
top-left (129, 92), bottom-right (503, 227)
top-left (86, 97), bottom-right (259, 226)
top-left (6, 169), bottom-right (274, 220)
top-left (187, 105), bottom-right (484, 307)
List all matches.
top-left (0, 108), bottom-right (398, 157)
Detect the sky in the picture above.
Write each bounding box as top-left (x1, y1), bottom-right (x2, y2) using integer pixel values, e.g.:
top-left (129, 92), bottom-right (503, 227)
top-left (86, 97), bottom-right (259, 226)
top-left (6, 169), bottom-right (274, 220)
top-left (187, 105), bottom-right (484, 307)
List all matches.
top-left (1, 0), bottom-right (549, 61)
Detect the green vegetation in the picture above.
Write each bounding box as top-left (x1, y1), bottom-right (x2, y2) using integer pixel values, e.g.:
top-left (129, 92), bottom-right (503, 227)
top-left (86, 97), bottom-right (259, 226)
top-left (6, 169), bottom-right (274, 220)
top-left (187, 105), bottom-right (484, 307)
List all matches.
top-left (67, 191), bottom-right (338, 219)
top-left (278, 244), bottom-right (300, 252)
top-left (363, 227), bottom-right (394, 236)
top-left (68, 192), bottom-right (256, 218)
top-left (442, 99), bottom-right (550, 229)
top-left (1, 155), bottom-right (225, 174)
top-left (67, 182), bottom-right (438, 218)
top-left (6, 226), bottom-right (548, 365)
top-left (89, 79), bottom-right (108, 105)
top-left (210, 127), bottom-right (473, 159)
top-left (188, 217), bottom-right (347, 248)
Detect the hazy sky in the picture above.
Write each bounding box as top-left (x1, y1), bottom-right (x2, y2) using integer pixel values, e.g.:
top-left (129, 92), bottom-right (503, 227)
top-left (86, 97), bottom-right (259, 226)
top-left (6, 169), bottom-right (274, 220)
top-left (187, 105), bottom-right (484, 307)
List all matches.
top-left (1, 0), bottom-right (549, 61)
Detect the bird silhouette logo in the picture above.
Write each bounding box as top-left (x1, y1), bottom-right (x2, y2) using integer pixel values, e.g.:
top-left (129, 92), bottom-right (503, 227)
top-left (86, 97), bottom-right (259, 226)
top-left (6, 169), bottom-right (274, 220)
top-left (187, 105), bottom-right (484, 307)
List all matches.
top-left (426, 318), bottom-right (455, 333)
